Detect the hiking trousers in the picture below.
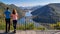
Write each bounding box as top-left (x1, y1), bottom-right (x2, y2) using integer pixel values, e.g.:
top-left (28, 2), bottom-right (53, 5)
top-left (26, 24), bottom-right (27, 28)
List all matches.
top-left (5, 18), bottom-right (10, 32)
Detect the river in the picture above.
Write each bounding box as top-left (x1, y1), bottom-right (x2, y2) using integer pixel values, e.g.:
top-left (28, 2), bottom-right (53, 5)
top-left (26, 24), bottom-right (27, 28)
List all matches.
top-left (18, 10), bottom-right (33, 24)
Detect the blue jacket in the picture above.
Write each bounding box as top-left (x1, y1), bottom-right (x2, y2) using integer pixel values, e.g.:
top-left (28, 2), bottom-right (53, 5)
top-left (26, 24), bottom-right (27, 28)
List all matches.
top-left (4, 10), bottom-right (11, 19)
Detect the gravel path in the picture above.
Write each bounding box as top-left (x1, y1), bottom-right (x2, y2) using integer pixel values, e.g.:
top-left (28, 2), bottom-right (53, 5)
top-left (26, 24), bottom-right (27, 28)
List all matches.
top-left (0, 30), bottom-right (60, 34)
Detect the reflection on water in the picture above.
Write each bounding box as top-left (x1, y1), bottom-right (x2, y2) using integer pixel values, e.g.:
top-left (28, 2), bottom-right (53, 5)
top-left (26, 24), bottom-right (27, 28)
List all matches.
top-left (18, 17), bottom-right (25, 24)
top-left (25, 11), bottom-right (32, 16)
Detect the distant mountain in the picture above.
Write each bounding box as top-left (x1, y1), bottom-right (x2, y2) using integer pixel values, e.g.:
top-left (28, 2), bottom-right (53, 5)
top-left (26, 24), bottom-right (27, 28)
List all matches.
top-left (19, 7), bottom-right (32, 10)
top-left (19, 5), bottom-right (42, 11)
top-left (0, 2), bottom-right (26, 18)
top-left (31, 3), bottom-right (60, 24)
top-left (30, 6), bottom-right (42, 11)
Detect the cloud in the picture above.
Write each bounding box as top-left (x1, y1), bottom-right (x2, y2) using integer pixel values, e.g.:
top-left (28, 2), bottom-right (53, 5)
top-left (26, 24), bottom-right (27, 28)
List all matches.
top-left (14, 2), bottom-right (50, 7)
top-left (1, 0), bottom-right (60, 7)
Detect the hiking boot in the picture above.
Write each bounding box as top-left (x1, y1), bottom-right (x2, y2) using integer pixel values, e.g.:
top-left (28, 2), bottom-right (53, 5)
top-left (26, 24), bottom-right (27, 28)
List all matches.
top-left (13, 31), bottom-right (16, 33)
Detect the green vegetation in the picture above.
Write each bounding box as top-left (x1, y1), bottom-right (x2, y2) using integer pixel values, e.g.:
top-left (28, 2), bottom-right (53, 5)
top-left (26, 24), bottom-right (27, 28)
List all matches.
top-left (49, 22), bottom-right (60, 30)
top-left (0, 19), bottom-right (46, 30)
top-left (1, 18), bottom-right (60, 30)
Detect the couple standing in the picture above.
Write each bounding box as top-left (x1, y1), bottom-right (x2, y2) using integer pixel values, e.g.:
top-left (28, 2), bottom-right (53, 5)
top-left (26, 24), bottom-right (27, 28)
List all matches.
top-left (4, 7), bottom-right (18, 33)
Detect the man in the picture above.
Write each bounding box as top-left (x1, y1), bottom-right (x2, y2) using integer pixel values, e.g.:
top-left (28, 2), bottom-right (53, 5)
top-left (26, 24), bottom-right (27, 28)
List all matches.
top-left (4, 7), bottom-right (11, 33)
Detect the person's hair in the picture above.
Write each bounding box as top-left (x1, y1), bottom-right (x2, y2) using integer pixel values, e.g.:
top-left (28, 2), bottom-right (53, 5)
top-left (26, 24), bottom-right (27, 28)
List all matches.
top-left (12, 9), bottom-right (17, 14)
top-left (6, 7), bottom-right (9, 10)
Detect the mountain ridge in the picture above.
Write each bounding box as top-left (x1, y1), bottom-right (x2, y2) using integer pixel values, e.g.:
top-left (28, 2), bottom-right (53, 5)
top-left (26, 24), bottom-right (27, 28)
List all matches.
top-left (31, 3), bottom-right (60, 24)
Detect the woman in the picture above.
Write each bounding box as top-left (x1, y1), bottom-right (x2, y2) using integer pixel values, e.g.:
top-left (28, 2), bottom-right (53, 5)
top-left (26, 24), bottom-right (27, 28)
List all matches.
top-left (11, 9), bottom-right (18, 33)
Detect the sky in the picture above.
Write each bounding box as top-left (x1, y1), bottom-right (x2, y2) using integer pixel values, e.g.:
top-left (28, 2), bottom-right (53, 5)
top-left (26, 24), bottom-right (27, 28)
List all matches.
top-left (0, 0), bottom-right (60, 7)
